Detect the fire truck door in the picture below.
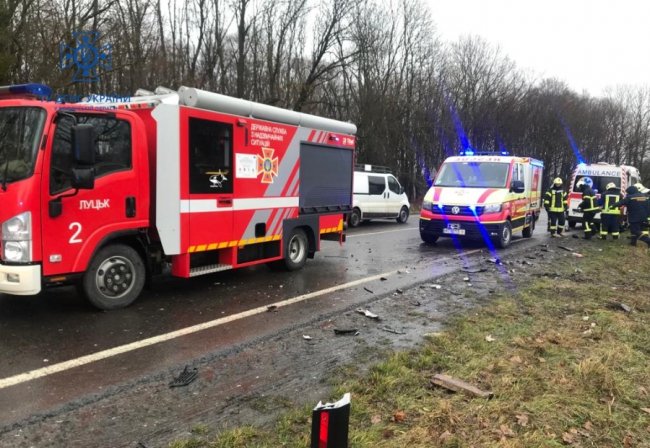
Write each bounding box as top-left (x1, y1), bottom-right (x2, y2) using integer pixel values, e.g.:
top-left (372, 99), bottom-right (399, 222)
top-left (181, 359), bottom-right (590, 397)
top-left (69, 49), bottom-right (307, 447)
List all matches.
top-left (187, 117), bottom-right (234, 247)
top-left (41, 114), bottom-right (140, 276)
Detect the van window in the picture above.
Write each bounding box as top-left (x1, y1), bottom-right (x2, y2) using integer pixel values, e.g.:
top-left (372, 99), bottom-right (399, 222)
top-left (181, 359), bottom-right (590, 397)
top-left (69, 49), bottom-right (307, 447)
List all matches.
top-left (388, 176), bottom-right (401, 194)
top-left (368, 176), bottom-right (385, 195)
top-left (572, 175), bottom-right (619, 193)
top-left (435, 162), bottom-right (509, 188)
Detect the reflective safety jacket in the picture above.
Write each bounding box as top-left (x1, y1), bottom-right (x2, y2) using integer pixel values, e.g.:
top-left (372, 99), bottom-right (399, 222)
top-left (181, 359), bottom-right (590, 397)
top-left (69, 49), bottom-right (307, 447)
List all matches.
top-left (579, 186), bottom-right (599, 212)
top-left (612, 186), bottom-right (650, 223)
top-left (544, 187), bottom-right (567, 212)
top-left (599, 188), bottom-right (621, 215)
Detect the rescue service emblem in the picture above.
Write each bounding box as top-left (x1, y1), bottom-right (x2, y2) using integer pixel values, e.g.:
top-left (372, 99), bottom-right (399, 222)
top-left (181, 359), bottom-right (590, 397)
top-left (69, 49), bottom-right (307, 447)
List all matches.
top-left (257, 147), bottom-right (279, 183)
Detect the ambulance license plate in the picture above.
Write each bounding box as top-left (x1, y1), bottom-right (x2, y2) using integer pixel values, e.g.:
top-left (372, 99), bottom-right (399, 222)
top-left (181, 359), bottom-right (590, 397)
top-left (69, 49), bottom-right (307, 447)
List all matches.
top-left (443, 225), bottom-right (465, 235)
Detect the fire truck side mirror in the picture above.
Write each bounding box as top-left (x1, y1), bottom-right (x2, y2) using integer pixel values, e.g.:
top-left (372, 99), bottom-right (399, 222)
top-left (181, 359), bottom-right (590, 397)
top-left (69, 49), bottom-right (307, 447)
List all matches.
top-left (71, 167), bottom-right (95, 190)
top-left (49, 197), bottom-right (62, 218)
top-left (72, 124), bottom-right (96, 166)
top-left (510, 180), bottom-right (525, 193)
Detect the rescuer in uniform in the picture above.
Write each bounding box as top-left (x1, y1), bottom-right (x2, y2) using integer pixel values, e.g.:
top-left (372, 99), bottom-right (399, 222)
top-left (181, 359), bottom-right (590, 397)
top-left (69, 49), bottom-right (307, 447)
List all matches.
top-left (576, 177), bottom-right (599, 240)
top-left (598, 182), bottom-right (621, 240)
top-left (544, 177), bottom-right (567, 237)
top-left (612, 185), bottom-right (650, 247)
top-left (634, 183), bottom-right (650, 238)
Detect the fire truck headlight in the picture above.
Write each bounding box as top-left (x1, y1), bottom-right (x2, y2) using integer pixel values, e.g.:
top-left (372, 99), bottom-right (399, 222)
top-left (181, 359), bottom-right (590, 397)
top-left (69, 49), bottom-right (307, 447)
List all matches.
top-left (2, 212), bottom-right (32, 262)
top-left (3, 241), bottom-right (30, 262)
top-left (2, 212), bottom-right (31, 241)
top-left (483, 203), bottom-right (502, 213)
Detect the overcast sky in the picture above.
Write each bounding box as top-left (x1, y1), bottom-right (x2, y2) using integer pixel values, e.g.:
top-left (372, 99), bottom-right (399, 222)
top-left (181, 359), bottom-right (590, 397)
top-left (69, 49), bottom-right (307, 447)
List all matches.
top-left (425, 0), bottom-right (650, 97)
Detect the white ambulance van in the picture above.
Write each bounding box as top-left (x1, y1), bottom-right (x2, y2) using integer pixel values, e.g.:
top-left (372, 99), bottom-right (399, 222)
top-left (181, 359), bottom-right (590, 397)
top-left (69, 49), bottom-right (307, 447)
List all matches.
top-left (419, 153), bottom-right (543, 248)
top-left (567, 162), bottom-right (640, 227)
top-left (348, 164), bottom-right (411, 227)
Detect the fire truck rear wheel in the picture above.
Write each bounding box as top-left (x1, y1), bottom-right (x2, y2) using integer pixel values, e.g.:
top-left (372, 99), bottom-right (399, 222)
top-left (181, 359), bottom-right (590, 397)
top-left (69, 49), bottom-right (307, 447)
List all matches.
top-left (495, 221), bottom-right (512, 248)
top-left (283, 228), bottom-right (308, 271)
top-left (81, 244), bottom-right (146, 310)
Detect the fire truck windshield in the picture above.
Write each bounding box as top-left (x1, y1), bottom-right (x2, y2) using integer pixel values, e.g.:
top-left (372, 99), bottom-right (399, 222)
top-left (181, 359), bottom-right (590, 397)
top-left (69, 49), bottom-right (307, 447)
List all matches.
top-left (434, 161), bottom-right (510, 188)
top-left (0, 107), bottom-right (46, 189)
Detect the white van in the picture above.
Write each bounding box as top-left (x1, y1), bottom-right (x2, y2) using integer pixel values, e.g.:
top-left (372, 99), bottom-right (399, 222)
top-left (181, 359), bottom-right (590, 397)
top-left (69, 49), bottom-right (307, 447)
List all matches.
top-left (349, 164), bottom-right (410, 227)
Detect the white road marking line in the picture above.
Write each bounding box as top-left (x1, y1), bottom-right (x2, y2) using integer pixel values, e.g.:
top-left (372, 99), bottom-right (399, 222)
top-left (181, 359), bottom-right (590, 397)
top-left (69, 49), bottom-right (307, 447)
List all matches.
top-left (0, 270), bottom-right (400, 390)
top-left (0, 246), bottom-right (493, 390)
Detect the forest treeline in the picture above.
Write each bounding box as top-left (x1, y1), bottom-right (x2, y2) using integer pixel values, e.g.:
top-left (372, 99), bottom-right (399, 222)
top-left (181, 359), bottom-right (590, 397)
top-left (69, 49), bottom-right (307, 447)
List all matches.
top-left (2, 0), bottom-right (648, 199)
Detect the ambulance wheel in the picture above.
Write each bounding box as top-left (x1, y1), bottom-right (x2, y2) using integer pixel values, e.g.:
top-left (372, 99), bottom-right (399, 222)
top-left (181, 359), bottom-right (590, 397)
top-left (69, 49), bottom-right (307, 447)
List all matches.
top-left (348, 208), bottom-right (361, 227)
top-left (495, 221), bottom-right (512, 248)
top-left (396, 206), bottom-right (409, 224)
top-left (420, 232), bottom-right (439, 244)
top-left (283, 228), bottom-right (308, 271)
top-left (80, 244), bottom-right (146, 310)
top-left (522, 218), bottom-right (534, 238)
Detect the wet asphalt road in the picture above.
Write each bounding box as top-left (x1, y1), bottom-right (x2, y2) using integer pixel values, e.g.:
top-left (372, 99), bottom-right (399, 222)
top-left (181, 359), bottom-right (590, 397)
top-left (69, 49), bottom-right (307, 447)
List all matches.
top-left (0, 215), bottom-right (553, 429)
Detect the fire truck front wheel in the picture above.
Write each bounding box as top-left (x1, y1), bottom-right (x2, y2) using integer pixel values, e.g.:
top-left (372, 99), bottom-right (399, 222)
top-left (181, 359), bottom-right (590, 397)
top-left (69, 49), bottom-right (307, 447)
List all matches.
top-left (80, 244), bottom-right (146, 310)
top-left (283, 228), bottom-right (308, 271)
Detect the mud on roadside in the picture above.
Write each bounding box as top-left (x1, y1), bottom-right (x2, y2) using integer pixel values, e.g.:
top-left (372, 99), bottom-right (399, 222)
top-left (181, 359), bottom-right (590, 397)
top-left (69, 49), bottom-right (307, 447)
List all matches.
top-left (0, 236), bottom-right (599, 448)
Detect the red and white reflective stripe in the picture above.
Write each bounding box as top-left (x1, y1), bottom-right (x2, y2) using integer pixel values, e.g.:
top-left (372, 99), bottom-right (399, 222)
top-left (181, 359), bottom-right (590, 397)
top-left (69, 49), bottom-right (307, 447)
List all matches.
top-left (180, 197), bottom-right (298, 213)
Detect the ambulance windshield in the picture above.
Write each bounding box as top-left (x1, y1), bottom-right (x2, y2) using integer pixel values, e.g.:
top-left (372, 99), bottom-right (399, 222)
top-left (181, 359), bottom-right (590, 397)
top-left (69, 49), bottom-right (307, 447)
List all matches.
top-left (434, 161), bottom-right (509, 188)
top-left (0, 107), bottom-right (46, 188)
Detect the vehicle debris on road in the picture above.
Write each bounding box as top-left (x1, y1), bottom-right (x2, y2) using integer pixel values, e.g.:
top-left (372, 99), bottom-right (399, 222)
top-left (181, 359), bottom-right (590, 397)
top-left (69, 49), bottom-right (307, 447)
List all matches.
top-left (430, 373), bottom-right (493, 398)
top-left (169, 366), bottom-right (199, 388)
top-left (356, 309), bottom-right (380, 320)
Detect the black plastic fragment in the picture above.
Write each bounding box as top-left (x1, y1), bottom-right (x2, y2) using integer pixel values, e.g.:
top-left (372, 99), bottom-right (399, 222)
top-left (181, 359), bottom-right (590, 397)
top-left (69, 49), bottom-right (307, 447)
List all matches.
top-left (334, 328), bottom-right (359, 336)
top-left (169, 366), bottom-right (199, 388)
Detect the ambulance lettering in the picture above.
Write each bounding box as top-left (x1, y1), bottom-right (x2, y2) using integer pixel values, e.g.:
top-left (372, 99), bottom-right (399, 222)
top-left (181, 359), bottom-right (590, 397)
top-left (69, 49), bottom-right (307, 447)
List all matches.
top-left (79, 199), bottom-right (111, 210)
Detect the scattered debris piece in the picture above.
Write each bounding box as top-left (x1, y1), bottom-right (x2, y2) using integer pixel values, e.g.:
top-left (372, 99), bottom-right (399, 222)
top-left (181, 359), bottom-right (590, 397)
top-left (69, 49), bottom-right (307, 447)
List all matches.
top-left (303, 335), bottom-right (312, 340)
top-left (424, 332), bottom-right (444, 339)
top-left (266, 305), bottom-right (278, 312)
top-left (463, 277), bottom-right (470, 282)
top-left (461, 266), bottom-right (487, 273)
top-left (334, 328), bottom-right (359, 336)
top-left (169, 366), bottom-right (199, 388)
top-left (572, 252), bottom-right (584, 258)
top-left (619, 303), bottom-right (632, 313)
top-left (380, 277), bottom-right (388, 281)
top-left (485, 334), bottom-right (496, 342)
top-left (522, 260), bottom-right (533, 266)
top-left (430, 284), bottom-right (442, 289)
top-left (356, 308), bottom-right (380, 320)
top-left (430, 373), bottom-right (493, 398)
top-left (410, 300), bottom-right (421, 306)
top-left (558, 246), bottom-right (575, 252)
top-left (395, 288), bottom-right (403, 294)
top-left (381, 327), bottom-right (406, 335)
top-left (363, 287), bottom-right (374, 294)
top-left (487, 257), bottom-right (502, 264)
top-left (397, 269), bottom-right (410, 274)
top-left (641, 408), bottom-right (650, 415)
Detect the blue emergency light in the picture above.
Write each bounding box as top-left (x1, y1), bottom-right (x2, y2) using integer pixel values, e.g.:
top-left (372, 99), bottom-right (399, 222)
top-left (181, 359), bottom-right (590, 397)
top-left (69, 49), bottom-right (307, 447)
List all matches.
top-left (0, 83), bottom-right (52, 99)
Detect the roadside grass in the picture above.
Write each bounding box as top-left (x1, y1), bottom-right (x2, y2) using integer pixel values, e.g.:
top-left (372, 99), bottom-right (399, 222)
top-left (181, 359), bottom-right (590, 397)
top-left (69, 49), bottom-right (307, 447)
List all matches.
top-left (172, 241), bottom-right (650, 447)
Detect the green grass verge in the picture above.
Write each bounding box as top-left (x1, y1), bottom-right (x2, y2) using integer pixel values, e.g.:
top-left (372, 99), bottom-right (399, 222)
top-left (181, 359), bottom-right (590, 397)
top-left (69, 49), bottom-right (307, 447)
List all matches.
top-left (171, 241), bottom-right (650, 447)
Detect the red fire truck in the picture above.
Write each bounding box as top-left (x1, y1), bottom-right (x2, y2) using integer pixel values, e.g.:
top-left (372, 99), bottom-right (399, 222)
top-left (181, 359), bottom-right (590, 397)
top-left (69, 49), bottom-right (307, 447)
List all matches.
top-left (0, 84), bottom-right (355, 309)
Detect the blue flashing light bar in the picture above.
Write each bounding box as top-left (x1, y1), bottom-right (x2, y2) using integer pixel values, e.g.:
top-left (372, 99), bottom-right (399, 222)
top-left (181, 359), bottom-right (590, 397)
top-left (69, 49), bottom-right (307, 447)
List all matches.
top-left (0, 83), bottom-right (52, 99)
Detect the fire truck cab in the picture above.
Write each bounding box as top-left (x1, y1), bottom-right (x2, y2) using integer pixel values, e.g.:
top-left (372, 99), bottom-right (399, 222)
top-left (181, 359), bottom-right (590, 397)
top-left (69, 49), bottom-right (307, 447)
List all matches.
top-left (419, 152), bottom-right (543, 248)
top-left (0, 84), bottom-right (356, 309)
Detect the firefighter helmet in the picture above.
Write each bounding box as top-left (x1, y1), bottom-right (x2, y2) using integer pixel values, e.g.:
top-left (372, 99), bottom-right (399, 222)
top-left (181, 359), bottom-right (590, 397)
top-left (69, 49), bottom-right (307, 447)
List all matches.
top-left (553, 177), bottom-right (562, 186)
top-left (577, 177), bottom-right (592, 189)
top-left (605, 182), bottom-right (616, 190)
top-left (634, 182), bottom-right (649, 193)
